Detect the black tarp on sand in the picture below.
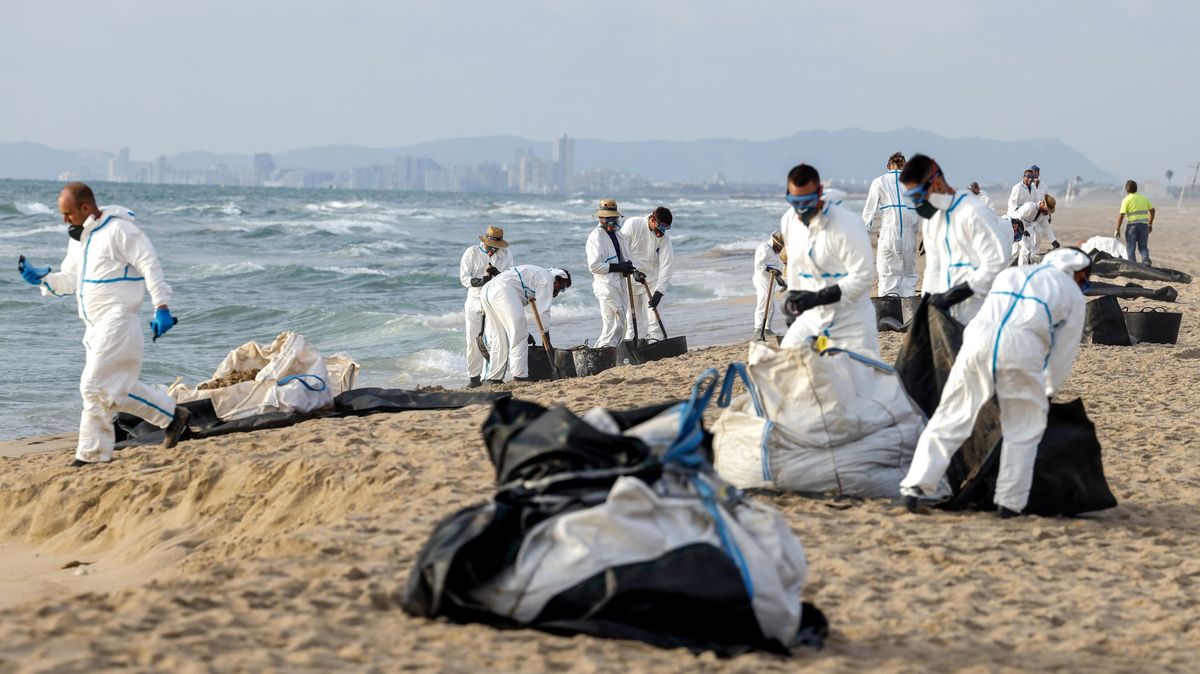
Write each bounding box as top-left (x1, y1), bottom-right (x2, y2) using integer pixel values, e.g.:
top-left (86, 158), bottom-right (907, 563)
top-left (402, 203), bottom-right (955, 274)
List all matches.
top-left (894, 297), bottom-right (1117, 516)
top-left (114, 387), bottom-right (512, 447)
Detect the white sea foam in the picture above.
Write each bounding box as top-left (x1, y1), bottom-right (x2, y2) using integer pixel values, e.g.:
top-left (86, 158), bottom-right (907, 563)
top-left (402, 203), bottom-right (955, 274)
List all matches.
top-left (314, 265), bottom-right (390, 277)
top-left (0, 225), bottom-right (61, 238)
top-left (15, 202), bottom-right (51, 216)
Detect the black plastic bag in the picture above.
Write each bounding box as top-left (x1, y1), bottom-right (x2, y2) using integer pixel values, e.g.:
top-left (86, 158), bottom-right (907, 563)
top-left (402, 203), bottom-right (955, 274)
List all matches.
top-left (894, 297), bottom-right (1117, 515)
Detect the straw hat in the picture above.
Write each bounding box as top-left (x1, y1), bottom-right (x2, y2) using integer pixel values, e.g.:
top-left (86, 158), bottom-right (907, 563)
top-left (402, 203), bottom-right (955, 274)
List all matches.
top-left (1043, 194), bottom-right (1056, 213)
top-left (479, 225), bottom-right (509, 248)
top-left (595, 198), bottom-right (622, 218)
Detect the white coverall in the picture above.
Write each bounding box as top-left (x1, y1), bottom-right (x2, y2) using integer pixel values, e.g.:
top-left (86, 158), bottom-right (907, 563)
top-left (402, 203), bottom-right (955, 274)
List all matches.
top-left (779, 202), bottom-right (880, 357)
top-left (920, 191), bottom-right (1009, 326)
top-left (975, 190), bottom-right (995, 212)
top-left (38, 206), bottom-right (178, 464)
top-left (1081, 235), bottom-right (1129, 260)
top-left (620, 216), bottom-right (674, 341)
top-left (459, 244), bottom-right (514, 378)
top-left (1007, 181), bottom-right (1043, 214)
top-left (585, 226), bottom-right (633, 347)
top-left (479, 265), bottom-right (557, 381)
top-left (901, 252), bottom-right (1086, 512)
top-left (862, 170), bottom-right (921, 296)
top-left (1007, 202), bottom-right (1059, 266)
top-left (753, 241), bottom-right (784, 336)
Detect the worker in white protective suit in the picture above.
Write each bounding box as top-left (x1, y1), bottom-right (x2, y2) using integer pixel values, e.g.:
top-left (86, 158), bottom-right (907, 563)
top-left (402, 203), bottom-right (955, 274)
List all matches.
top-left (779, 163), bottom-right (880, 357)
top-left (752, 231), bottom-right (787, 340)
top-left (900, 154), bottom-right (1009, 326)
top-left (900, 247), bottom-right (1091, 517)
top-left (620, 206), bottom-right (674, 342)
top-left (479, 266), bottom-right (572, 383)
top-left (862, 152), bottom-right (921, 296)
top-left (585, 198), bottom-right (637, 347)
top-left (1008, 195), bottom-right (1060, 265)
top-left (968, 182), bottom-right (996, 213)
top-left (17, 182), bottom-right (189, 467)
top-left (1007, 168), bottom-right (1044, 215)
top-left (459, 225), bottom-right (514, 388)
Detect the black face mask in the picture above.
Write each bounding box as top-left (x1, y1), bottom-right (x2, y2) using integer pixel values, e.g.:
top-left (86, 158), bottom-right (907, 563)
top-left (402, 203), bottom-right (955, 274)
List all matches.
top-left (68, 225), bottom-right (84, 241)
top-left (915, 202), bottom-right (938, 219)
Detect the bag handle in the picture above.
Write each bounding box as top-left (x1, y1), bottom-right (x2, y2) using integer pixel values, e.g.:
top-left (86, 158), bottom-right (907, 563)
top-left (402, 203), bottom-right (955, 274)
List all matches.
top-left (276, 373), bottom-right (328, 392)
top-left (717, 362), bottom-right (765, 417)
top-left (820, 347), bottom-right (897, 374)
top-left (662, 368), bottom-right (720, 466)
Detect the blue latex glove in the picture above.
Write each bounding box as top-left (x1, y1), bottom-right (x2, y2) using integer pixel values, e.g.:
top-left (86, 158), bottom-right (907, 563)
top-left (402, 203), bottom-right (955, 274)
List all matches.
top-left (150, 307), bottom-right (178, 341)
top-left (18, 255), bottom-right (50, 285)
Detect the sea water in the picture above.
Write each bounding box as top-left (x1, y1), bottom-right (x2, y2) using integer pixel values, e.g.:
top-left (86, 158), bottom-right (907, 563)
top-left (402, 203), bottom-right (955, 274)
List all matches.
top-left (0, 179), bottom-right (865, 440)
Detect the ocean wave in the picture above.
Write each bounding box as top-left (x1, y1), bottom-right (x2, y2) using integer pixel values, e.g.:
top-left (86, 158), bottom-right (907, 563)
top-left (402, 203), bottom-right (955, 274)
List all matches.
top-left (712, 237), bottom-right (766, 252)
top-left (488, 202), bottom-right (579, 222)
top-left (15, 202), bottom-right (52, 216)
top-left (339, 240), bottom-right (411, 257)
top-left (388, 348), bottom-right (467, 386)
top-left (188, 261), bottom-right (267, 276)
top-left (159, 202), bottom-right (243, 216)
top-left (0, 224), bottom-right (63, 238)
top-left (313, 265), bottom-right (390, 277)
top-left (304, 199), bottom-right (381, 213)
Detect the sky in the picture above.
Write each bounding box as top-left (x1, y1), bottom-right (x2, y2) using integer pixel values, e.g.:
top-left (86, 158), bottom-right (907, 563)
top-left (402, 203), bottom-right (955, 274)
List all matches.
top-left (3, 0), bottom-right (1195, 180)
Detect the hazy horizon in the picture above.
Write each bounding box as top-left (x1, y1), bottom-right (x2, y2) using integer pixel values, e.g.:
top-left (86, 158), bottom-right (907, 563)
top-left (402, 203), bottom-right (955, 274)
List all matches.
top-left (4, 0), bottom-right (1196, 180)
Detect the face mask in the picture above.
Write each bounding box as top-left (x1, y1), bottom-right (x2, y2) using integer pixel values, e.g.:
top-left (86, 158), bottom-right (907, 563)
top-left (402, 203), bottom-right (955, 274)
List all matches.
top-left (927, 192), bottom-right (954, 211)
top-left (915, 202), bottom-right (938, 219)
top-left (599, 217), bottom-right (619, 230)
top-left (68, 225), bottom-right (84, 241)
top-left (785, 191), bottom-right (821, 219)
top-left (484, 246), bottom-right (498, 256)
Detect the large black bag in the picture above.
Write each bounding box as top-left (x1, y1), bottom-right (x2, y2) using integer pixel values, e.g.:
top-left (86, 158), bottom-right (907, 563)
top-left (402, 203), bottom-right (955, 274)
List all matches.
top-left (1089, 251), bottom-right (1192, 284)
top-left (894, 297), bottom-right (1117, 515)
top-left (403, 393), bottom-right (829, 655)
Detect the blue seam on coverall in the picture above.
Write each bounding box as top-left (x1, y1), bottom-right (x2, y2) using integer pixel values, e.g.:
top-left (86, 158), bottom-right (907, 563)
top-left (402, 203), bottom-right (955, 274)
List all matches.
top-left (990, 265), bottom-right (1057, 380)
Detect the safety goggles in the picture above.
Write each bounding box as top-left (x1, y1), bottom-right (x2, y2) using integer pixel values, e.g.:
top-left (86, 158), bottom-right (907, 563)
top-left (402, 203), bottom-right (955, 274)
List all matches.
top-left (903, 170), bottom-right (941, 204)
top-left (784, 191), bottom-right (821, 213)
top-left (483, 245), bottom-right (499, 255)
top-left (654, 220), bottom-right (672, 231)
top-left (599, 216), bottom-right (620, 226)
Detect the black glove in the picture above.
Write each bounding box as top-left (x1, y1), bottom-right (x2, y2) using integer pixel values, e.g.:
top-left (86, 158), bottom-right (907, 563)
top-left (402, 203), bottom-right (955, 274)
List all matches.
top-left (648, 291), bottom-right (664, 309)
top-left (929, 283), bottom-right (974, 309)
top-left (486, 265), bottom-right (500, 277)
top-left (1050, 240), bottom-right (1061, 249)
top-left (527, 334), bottom-right (537, 345)
top-left (542, 331), bottom-right (551, 350)
top-left (469, 277), bottom-right (488, 287)
top-left (770, 269), bottom-right (786, 288)
top-left (608, 261), bottom-right (636, 275)
top-left (633, 271), bottom-right (647, 284)
top-left (783, 285), bottom-right (842, 317)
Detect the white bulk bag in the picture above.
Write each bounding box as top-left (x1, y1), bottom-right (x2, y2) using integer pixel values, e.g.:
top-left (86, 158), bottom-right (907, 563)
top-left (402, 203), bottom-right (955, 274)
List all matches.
top-left (170, 331), bottom-right (342, 421)
top-left (713, 341), bottom-right (931, 499)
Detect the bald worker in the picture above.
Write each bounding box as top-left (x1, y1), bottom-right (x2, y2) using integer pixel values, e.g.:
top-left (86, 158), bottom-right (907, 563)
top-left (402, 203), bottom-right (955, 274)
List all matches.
top-left (17, 182), bottom-right (189, 466)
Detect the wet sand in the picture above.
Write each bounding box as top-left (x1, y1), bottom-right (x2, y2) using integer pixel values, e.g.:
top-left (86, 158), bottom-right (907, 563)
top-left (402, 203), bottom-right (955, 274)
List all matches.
top-left (0, 205), bottom-right (1198, 672)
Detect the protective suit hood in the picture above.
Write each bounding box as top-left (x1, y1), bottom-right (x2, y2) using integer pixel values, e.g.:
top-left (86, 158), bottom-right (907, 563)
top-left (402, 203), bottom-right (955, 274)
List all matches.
top-left (1042, 248), bottom-right (1091, 275)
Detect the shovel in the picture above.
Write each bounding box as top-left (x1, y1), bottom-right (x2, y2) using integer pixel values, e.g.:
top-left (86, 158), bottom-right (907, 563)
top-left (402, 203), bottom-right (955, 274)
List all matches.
top-left (625, 274), bottom-right (639, 343)
top-left (527, 298), bottom-right (559, 380)
top-left (639, 277), bottom-right (668, 340)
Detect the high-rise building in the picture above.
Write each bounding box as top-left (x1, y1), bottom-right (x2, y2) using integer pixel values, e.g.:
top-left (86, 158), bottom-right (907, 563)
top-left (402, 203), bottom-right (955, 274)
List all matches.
top-left (253, 153), bottom-right (276, 185)
top-left (551, 134), bottom-right (574, 193)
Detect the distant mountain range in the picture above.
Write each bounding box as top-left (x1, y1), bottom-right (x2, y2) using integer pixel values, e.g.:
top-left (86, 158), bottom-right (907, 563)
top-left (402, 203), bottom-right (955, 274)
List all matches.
top-left (0, 129), bottom-right (1116, 185)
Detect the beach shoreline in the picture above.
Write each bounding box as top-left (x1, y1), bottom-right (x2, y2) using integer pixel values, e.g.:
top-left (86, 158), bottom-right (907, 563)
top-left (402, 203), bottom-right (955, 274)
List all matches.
top-left (0, 205), bottom-right (1197, 672)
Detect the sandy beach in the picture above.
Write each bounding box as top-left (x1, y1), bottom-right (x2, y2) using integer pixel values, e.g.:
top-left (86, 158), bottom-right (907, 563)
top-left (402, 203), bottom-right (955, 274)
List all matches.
top-left (1, 204), bottom-right (1198, 673)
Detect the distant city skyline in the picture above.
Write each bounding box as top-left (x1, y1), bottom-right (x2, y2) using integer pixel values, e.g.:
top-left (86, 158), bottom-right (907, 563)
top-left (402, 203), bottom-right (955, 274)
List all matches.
top-left (3, 1), bottom-right (1197, 181)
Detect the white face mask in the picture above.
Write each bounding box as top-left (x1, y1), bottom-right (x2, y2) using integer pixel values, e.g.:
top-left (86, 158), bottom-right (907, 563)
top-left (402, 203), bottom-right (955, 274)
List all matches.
top-left (927, 192), bottom-right (955, 211)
